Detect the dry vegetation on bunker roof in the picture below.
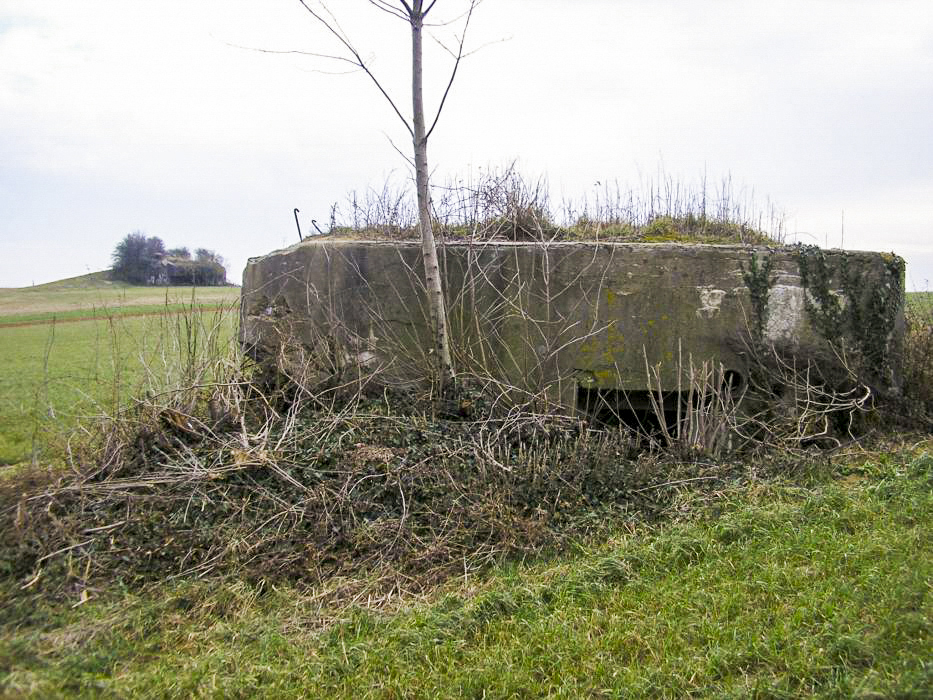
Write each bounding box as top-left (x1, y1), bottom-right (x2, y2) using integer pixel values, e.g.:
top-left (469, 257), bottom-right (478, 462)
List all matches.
top-left (306, 170), bottom-right (785, 246)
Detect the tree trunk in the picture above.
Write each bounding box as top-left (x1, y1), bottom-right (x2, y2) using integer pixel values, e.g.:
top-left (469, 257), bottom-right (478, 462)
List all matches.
top-left (410, 3), bottom-right (455, 390)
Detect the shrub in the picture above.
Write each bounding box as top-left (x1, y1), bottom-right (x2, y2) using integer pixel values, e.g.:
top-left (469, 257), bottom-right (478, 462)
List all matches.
top-left (110, 232), bottom-right (165, 284)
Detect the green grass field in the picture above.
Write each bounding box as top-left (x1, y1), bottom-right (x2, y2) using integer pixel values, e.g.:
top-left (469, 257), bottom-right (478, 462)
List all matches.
top-left (0, 271), bottom-right (237, 325)
top-left (0, 277), bottom-right (929, 698)
top-left (0, 273), bottom-right (239, 465)
top-left (908, 291), bottom-right (933, 315)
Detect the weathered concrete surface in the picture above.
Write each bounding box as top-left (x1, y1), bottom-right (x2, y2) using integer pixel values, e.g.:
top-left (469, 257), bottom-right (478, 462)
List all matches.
top-left (240, 239), bottom-right (904, 408)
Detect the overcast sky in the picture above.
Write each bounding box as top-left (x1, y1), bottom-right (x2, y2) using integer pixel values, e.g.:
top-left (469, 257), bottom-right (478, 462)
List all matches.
top-left (2, 0), bottom-right (931, 290)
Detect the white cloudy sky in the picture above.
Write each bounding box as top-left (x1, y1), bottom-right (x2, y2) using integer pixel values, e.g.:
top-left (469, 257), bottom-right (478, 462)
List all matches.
top-left (1, 0), bottom-right (931, 289)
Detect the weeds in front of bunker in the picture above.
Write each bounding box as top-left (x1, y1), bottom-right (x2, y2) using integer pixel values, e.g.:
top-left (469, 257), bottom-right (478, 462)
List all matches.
top-left (1, 175), bottom-right (929, 698)
top-left (0, 295), bottom-right (239, 467)
top-left (1, 328), bottom-right (680, 607)
top-left (3, 282), bottom-right (913, 615)
top-left (1, 171), bottom-right (923, 618)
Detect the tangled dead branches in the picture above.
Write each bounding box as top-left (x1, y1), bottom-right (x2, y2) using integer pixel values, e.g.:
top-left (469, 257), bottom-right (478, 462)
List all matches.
top-left (2, 389), bottom-right (691, 604)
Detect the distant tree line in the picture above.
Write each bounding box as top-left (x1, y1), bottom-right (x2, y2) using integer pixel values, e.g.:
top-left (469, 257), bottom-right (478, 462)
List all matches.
top-left (110, 232), bottom-right (227, 286)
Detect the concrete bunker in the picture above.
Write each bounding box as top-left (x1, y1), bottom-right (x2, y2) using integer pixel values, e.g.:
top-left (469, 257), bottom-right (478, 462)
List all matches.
top-left (240, 239), bottom-right (904, 425)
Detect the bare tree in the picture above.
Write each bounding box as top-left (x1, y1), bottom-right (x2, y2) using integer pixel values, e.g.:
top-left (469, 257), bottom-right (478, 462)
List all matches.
top-left (296, 0), bottom-right (478, 391)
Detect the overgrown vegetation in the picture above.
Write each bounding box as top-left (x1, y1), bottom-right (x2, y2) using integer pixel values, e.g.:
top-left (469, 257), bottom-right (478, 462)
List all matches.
top-left (320, 167), bottom-right (785, 245)
top-left (110, 232), bottom-right (227, 286)
top-left (1, 178), bottom-right (930, 696)
top-left (902, 292), bottom-right (933, 425)
top-left (1, 398), bottom-right (675, 597)
top-left (795, 245), bottom-right (905, 384)
top-left (740, 251), bottom-right (776, 341)
top-left (790, 246), bottom-right (932, 430)
top-left (1, 447), bottom-right (929, 697)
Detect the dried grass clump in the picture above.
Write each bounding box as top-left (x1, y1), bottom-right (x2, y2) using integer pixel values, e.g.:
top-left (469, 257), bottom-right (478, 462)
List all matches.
top-left (2, 379), bottom-right (690, 603)
top-left (317, 167), bottom-right (784, 246)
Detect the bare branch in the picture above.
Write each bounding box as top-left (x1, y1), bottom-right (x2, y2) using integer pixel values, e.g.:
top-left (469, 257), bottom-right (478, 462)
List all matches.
top-left (424, 0), bottom-right (485, 28)
top-left (225, 41), bottom-right (363, 70)
top-left (425, 0), bottom-right (476, 140)
top-left (431, 28), bottom-right (509, 62)
top-left (382, 131), bottom-right (417, 168)
top-left (297, 0), bottom-right (413, 136)
top-left (366, 0), bottom-right (411, 22)
top-left (429, 32), bottom-right (459, 61)
top-left (459, 34), bottom-right (511, 59)
top-left (295, 64), bottom-right (365, 77)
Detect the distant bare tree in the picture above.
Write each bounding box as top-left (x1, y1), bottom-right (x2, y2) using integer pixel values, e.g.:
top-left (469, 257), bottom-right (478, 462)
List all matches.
top-left (195, 248), bottom-right (223, 266)
top-left (295, 0), bottom-right (479, 391)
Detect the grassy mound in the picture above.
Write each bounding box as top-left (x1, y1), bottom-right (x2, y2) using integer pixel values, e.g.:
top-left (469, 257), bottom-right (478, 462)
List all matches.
top-left (326, 212), bottom-right (778, 246)
top-left (23, 271), bottom-right (119, 291)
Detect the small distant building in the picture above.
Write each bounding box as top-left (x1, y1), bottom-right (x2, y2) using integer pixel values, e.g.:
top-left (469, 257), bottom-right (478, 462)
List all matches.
top-left (152, 256), bottom-right (226, 286)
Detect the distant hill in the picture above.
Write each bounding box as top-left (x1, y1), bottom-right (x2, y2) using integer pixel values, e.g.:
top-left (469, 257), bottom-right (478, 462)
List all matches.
top-left (11, 270), bottom-right (126, 291)
top-left (0, 270), bottom-right (240, 323)
top-left (9, 270), bottom-right (236, 292)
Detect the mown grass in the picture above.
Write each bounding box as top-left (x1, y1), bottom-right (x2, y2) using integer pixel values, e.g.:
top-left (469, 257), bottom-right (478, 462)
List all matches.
top-left (0, 303), bottom-right (238, 466)
top-left (0, 302), bottom-right (232, 327)
top-left (0, 273), bottom-right (238, 320)
top-left (1, 448), bottom-right (929, 698)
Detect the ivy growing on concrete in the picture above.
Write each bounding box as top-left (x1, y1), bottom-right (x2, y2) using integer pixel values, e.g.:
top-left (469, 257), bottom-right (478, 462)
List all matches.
top-left (740, 252), bottom-right (776, 342)
top-left (794, 244), bottom-right (904, 382)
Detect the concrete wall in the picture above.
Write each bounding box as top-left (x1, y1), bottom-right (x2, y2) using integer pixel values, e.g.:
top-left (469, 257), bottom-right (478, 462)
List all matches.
top-left (240, 239), bottom-right (904, 408)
